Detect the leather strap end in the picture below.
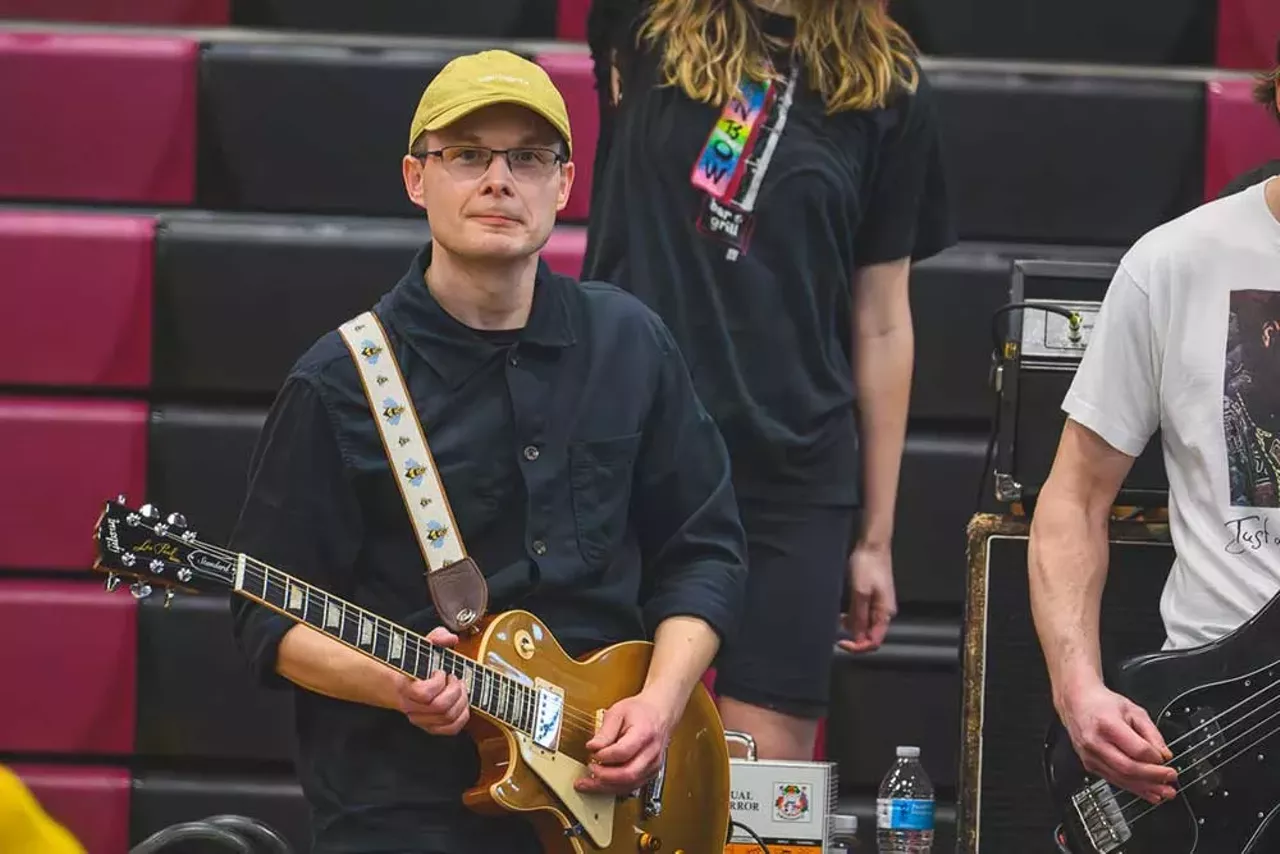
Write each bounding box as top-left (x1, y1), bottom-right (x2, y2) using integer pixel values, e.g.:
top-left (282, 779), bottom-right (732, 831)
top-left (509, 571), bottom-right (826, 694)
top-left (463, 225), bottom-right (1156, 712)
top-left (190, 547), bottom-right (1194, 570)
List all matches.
top-left (429, 556), bottom-right (488, 634)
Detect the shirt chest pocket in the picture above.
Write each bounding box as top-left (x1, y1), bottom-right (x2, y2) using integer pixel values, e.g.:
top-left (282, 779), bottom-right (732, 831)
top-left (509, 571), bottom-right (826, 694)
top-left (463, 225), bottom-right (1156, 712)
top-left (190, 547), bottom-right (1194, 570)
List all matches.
top-left (568, 432), bottom-right (643, 570)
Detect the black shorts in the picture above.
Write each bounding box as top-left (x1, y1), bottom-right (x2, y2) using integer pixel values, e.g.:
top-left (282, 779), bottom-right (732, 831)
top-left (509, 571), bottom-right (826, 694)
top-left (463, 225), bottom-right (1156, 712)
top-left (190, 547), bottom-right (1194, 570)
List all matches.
top-left (713, 496), bottom-right (854, 720)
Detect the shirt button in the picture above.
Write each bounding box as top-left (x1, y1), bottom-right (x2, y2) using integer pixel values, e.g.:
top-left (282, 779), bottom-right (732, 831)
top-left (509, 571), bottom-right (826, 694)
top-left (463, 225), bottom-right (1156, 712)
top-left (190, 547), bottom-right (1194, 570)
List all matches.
top-left (532, 540), bottom-right (547, 556)
top-left (523, 444), bottom-right (540, 461)
top-left (508, 353), bottom-right (519, 367)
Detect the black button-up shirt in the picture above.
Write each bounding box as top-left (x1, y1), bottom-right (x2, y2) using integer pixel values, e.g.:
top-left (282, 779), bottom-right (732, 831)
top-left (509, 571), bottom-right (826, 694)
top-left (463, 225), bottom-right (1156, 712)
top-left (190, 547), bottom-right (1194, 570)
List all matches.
top-left (228, 243), bottom-right (747, 854)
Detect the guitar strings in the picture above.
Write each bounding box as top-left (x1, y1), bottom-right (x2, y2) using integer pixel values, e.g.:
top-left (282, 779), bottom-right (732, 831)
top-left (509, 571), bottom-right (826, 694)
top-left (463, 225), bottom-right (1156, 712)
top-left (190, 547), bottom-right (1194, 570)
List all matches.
top-left (154, 529), bottom-right (607, 734)
top-left (1099, 664), bottom-right (1280, 826)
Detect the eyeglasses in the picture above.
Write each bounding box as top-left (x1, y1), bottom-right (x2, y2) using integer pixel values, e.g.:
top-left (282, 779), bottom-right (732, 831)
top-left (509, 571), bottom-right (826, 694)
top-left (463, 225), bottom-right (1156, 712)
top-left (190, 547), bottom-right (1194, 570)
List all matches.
top-left (416, 145), bottom-right (566, 181)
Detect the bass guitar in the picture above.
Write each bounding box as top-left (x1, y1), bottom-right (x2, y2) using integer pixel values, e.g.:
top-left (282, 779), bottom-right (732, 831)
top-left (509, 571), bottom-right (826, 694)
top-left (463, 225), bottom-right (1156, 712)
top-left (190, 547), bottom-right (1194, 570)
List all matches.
top-left (93, 496), bottom-right (731, 854)
top-left (1043, 586), bottom-right (1280, 853)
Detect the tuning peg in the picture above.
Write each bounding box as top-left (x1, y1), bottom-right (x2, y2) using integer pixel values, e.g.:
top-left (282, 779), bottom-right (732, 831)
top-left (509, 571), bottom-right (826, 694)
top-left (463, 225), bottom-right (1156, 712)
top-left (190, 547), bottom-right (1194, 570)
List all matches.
top-left (120, 553), bottom-right (136, 567)
top-left (129, 581), bottom-right (153, 599)
top-left (166, 512), bottom-right (187, 529)
top-left (163, 589), bottom-right (176, 609)
top-left (139, 503), bottom-right (159, 519)
top-left (177, 568), bottom-right (193, 583)
top-left (105, 573), bottom-right (122, 592)
top-left (115, 494), bottom-right (128, 505)
top-left (149, 559), bottom-right (166, 574)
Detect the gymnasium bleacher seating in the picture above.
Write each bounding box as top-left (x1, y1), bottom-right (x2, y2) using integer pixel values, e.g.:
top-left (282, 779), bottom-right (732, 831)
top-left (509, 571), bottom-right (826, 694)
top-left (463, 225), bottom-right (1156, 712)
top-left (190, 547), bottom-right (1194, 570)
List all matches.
top-left (2, 1), bottom-right (1277, 852)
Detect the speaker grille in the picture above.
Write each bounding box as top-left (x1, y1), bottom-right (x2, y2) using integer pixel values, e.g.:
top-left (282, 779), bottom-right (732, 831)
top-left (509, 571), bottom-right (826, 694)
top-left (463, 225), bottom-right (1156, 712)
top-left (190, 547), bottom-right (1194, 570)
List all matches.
top-left (957, 514), bottom-right (1173, 853)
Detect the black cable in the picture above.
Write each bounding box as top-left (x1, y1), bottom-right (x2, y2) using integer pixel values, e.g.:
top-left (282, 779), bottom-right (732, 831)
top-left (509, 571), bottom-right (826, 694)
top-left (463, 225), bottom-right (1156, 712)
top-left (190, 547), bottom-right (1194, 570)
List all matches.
top-left (729, 820), bottom-right (772, 853)
top-left (988, 301), bottom-right (1081, 354)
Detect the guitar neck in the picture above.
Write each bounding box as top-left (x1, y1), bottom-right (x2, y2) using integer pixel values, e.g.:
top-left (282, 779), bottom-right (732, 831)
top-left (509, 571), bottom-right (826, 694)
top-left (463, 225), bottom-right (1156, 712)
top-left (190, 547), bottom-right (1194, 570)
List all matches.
top-left (232, 553), bottom-right (540, 734)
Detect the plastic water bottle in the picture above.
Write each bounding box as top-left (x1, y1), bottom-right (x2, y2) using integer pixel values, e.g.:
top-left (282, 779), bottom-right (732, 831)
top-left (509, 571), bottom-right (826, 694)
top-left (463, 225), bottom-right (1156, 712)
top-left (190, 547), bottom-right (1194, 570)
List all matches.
top-left (876, 746), bottom-right (934, 853)
top-left (829, 812), bottom-right (858, 851)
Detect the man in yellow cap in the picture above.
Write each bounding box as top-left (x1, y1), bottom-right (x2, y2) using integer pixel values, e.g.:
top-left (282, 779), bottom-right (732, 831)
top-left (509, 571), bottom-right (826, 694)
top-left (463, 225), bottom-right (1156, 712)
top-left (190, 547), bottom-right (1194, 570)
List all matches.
top-left (228, 49), bottom-right (746, 854)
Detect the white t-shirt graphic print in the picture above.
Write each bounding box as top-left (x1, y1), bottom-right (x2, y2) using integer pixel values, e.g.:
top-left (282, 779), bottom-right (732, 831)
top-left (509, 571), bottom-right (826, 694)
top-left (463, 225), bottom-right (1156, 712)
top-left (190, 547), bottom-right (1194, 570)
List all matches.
top-left (1063, 178), bottom-right (1280, 650)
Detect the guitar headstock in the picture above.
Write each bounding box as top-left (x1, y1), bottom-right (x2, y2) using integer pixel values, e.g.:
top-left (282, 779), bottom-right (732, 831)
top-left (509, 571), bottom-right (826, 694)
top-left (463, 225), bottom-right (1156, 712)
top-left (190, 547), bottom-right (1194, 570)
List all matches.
top-left (93, 496), bottom-right (238, 604)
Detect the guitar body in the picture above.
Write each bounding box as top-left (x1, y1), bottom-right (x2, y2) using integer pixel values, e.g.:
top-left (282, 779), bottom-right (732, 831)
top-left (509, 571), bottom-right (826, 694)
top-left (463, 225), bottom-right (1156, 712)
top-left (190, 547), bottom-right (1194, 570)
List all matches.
top-left (1044, 589), bottom-right (1280, 854)
top-left (457, 610), bottom-right (730, 854)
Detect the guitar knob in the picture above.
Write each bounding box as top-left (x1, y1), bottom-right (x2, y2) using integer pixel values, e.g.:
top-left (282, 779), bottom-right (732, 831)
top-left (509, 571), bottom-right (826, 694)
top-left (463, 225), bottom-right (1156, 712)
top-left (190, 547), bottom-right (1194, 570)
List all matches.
top-left (105, 573), bottom-right (122, 592)
top-left (130, 582), bottom-right (153, 599)
top-left (638, 832), bottom-right (661, 851)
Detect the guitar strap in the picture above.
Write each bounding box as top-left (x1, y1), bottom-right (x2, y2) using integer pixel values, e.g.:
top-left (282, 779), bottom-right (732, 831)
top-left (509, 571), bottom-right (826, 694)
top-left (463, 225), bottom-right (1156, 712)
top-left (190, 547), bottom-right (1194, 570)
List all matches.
top-left (337, 310), bottom-right (488, 634)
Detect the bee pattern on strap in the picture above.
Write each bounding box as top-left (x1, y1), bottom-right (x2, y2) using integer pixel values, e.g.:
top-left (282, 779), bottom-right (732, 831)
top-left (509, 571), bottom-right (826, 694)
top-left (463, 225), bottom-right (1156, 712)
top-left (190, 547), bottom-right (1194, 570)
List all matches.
top-left (338, 311), bottom-right (488, 632)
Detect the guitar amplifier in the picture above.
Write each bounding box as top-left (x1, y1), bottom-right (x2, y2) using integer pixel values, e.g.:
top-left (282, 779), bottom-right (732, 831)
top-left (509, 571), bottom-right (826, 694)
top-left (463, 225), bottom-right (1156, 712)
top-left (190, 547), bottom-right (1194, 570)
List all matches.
top-left (955, 513), bottom-right (1174, 854)
top-left (992, 259), bottom-right (1168, 510)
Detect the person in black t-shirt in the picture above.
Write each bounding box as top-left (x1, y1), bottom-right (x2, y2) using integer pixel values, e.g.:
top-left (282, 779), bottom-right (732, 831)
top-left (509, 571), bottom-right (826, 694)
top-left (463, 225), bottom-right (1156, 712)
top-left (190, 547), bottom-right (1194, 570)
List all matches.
top-left (582, 0), bottom-right (956, 760)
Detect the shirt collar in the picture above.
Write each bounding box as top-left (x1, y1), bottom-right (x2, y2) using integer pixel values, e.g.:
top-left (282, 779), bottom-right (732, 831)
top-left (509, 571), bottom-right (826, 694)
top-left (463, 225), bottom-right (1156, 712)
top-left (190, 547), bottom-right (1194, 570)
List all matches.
top-left (378, 242), bottom-right (576, 389)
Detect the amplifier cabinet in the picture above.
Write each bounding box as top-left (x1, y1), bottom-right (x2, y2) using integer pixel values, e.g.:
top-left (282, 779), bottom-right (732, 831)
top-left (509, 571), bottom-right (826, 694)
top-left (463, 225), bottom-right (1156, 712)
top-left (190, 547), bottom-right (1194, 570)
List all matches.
top-left (993, 259), bottom-right (1168, 509)
top-left (956, 513), bottom-right (1174, 854)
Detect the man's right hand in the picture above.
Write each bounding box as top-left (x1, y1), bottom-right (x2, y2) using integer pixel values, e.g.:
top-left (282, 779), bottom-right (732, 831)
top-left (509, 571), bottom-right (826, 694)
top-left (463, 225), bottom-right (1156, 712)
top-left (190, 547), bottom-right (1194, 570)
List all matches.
top-left (395, 627), bottom-right (470, 736)
top-left (1060, 680), bottom-right (1178, 804)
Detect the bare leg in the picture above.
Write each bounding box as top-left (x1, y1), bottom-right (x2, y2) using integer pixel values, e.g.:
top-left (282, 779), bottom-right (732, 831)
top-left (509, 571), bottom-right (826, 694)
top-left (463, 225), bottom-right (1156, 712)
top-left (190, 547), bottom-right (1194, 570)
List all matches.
top-left (717, 695), bottom-right (819, 761)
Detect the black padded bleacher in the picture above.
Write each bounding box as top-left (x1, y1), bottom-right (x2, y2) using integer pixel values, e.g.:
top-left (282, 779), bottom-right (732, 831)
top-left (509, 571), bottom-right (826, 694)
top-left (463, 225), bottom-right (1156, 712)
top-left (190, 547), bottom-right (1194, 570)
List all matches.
top-left (894, 0), bottom-right (1217, 65)
top-left (928, 62), bottom-right (1206, 244)
top-left (135, 593), bottom-right (294, 763)
top-left (229, 0), bottom-right (559, 38)
top-left (153, 212), bottom-right (426, 397)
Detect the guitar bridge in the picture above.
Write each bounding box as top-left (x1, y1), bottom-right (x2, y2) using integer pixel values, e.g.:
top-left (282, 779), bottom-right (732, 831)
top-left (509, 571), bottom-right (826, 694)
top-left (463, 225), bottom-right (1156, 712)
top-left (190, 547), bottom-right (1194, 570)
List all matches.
top-left (641, 748), bottom-right (668, 818)
top-left (1071, 779), bottom-right (1132, 853)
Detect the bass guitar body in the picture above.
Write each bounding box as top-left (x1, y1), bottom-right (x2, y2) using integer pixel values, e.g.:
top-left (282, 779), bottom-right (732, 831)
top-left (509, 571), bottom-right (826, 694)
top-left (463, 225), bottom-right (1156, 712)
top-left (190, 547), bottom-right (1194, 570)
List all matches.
top-left (1043, 589), bottom-right (1280, 854)
top-left (457, 610), bottom-right (730, 854)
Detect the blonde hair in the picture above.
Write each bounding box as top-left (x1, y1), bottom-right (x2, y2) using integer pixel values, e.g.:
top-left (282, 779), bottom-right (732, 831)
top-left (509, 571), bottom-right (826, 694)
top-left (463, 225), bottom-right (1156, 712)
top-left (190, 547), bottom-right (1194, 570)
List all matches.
top-left (639, 0), bottom-right (919, 114)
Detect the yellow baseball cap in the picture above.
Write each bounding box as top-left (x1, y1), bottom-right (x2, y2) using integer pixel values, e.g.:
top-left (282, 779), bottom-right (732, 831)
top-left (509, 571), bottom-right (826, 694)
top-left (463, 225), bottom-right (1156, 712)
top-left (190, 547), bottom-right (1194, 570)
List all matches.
top-left (407, 50), bottom-right (572, 158)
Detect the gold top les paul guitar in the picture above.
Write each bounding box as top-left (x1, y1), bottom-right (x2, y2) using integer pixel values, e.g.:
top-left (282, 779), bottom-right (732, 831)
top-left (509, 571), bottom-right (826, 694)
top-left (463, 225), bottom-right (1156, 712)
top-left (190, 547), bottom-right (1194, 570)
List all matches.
top-left (93, 497), bottom-right (732, 854)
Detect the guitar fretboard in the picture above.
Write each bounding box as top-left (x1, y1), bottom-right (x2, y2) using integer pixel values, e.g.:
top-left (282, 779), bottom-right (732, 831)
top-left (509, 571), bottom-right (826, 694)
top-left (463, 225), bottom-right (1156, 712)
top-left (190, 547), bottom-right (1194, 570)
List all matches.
top-left (235, 557), bottom-right (540, 734)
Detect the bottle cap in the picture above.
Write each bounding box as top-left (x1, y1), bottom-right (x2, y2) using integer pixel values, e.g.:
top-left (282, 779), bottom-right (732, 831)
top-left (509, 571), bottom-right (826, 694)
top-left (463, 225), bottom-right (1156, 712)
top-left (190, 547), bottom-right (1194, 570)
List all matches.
top-left (831, 813), bottom-right (858, 835)
top-left (896, 745), bottom-right (921, 758)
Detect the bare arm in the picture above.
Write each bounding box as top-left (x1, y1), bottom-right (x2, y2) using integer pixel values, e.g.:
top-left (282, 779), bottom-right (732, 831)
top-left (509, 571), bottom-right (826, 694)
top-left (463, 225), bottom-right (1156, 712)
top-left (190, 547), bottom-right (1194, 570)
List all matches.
top-left (640, 615), bottom-right (720, 723)
top-left (852, 257), bottom-right (914, 548)
top-left (1028, 418), bottom-right (1135, 709)
top-left (1029, 419), bottom-right (1177, 802)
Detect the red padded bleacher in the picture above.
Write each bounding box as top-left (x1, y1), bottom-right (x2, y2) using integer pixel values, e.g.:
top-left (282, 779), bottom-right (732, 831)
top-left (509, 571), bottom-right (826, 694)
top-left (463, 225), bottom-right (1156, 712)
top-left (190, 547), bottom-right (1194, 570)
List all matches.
top-left (546, 227), bottom-right (761, 308)
top-left (0, 211), bottom-right (153, 389)
top-left (11, 764), bottom-right (130, 854)
top-left (538, 51), bottom-right (598, 223)
top-left (0, 0), bottom-right (226, 25)
top-left (1204, 77), bottom-right (1280, 199)
top-left (542, 225), bottom-right (587, 277)
top-left (556, 0), bottom-right (590, 42)
top-left (1216, 0), bottom-right (1280, 70)
top-left (0, 31), bottom-right (197, 204)
top-left (0, 398), bottom-right (147, 571)
top-left (0, 581), bottom-right (136, 754)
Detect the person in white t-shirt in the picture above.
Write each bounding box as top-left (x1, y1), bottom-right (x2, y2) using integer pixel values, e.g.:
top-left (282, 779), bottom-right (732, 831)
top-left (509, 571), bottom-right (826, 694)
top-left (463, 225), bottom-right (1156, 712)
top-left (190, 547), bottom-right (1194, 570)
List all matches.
top-left (1028, 174), bottom-right (1280, 806)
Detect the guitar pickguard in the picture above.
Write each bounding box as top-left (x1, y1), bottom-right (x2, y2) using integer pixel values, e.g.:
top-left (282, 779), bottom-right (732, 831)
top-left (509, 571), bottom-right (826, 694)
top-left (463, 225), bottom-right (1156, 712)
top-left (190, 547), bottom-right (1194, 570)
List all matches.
top-left (516, 732), bottom-right (616, 849)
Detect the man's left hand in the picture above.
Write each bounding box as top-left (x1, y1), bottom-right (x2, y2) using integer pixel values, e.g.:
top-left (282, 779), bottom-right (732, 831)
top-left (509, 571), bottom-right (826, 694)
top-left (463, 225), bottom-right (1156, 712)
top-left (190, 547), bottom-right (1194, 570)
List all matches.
top-left (574, 691), bottom-right (675, 795)
top-left (838, 541), bottom-right (897, 654)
